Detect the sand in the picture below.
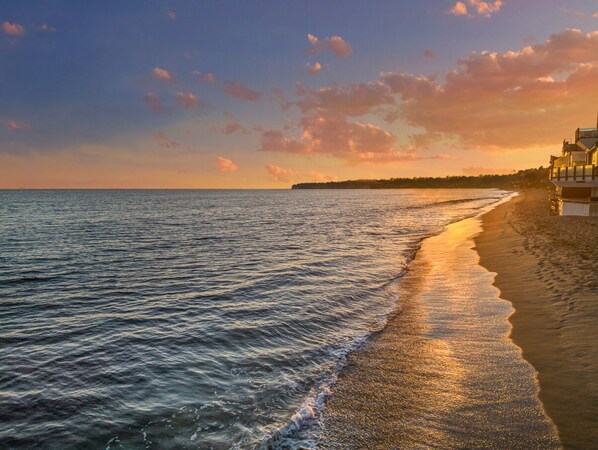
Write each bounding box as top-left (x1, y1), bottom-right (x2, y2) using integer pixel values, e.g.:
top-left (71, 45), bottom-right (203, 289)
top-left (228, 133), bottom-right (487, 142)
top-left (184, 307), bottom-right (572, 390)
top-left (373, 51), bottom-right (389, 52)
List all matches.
top-left (475, 189), bottom-right (598, 449)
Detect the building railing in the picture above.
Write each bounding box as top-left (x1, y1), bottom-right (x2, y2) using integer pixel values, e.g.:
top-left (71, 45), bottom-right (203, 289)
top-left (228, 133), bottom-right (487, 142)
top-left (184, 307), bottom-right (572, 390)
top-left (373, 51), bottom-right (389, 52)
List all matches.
top-left (550, 164), bottom-right (597, 182)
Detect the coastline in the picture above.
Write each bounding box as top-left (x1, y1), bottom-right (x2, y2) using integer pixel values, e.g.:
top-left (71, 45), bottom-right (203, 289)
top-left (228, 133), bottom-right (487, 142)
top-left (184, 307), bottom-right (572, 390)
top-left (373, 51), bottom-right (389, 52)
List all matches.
top-left (318, 194), bottom-right (558, 448)
top-left (475, 189), bottom-right (598, 448)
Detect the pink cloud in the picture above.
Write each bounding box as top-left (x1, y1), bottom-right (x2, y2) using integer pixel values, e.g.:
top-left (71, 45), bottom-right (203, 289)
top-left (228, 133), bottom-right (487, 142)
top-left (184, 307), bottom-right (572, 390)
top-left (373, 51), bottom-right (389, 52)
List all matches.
top-left (295, 81), bottom-right (395, 116)
top-left (168, 10), bottom-right (176, 20)
top-left (144, 92), bottom-right (163, 112)
top-left (223, 80), bottom-right (262, 101)
top-left (307, 33), bottom-right (352, 59)
top-left (448, 2), bottom-right (468, 16)
top-left (258, 110), bottom-right (429, 164)
top-left (266, 164), bottom-right (296, 182)
top-left (6, 120), bottom-right (31, 131)
top-left (593, 12), bottom-right (598, 19)
top-left (175, 91), bottom-right (199, 109)
top-left (215, 156), bottom-right (238, 172)
top-left (379, 29), bottom-right (598, 149)
top-left (153, 131), bottom-right (181, 149)
top-left (222, 114), bottom-right (248, 134)
top-left (328, 36), bottom-right (352, 58)
top-left (306, 62), bottom-right (322, 75)
top-left (423, 49), bottom-right (437, 58)
top-left (307, 33), bottom-right (324, 55)
top-left (193, 71), bottom-right (217, 84)
top-left (153, 67), bottom-right (173, 82)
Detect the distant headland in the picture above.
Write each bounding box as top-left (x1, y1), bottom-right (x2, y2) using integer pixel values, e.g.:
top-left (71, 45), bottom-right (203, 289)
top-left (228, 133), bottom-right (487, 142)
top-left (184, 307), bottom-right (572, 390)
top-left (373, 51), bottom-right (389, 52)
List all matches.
top-left (292, 167), bottom-right (548, 189)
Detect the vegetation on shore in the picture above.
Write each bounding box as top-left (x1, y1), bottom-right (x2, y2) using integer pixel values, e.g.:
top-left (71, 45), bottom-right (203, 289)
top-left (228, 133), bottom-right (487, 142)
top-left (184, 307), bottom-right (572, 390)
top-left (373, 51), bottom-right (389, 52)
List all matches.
top-left (292, 167), bottom-right (549, 190)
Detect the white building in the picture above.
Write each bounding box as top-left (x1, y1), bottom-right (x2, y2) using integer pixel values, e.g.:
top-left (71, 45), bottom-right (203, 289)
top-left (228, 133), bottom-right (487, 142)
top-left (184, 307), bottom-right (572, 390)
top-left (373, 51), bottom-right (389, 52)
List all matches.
top-left (549, 116), bottom-right (598, 216)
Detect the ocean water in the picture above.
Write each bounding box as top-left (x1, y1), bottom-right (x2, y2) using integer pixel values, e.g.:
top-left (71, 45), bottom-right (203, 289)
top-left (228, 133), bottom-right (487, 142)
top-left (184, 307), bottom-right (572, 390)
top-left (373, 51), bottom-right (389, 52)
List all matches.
top-left (0, 189), bottom-right (508, 449)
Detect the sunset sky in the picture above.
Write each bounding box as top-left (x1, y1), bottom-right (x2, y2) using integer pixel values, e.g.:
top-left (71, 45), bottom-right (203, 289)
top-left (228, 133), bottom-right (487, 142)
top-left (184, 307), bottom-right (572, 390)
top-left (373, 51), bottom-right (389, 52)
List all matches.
top-left (1, 0), bottom-right (597, 188)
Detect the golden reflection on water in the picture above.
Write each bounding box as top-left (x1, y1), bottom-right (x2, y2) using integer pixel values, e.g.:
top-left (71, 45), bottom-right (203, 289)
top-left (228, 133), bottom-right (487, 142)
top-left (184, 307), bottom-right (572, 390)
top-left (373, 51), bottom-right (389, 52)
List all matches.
top-left (319, 215), bottom-right (559, 448)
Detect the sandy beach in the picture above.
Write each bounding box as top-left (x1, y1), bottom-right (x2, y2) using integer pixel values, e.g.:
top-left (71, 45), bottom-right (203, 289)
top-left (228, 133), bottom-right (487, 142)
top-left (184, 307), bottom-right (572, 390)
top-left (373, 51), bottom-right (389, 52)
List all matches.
top-left (475, 189), bottom-right (598, 448)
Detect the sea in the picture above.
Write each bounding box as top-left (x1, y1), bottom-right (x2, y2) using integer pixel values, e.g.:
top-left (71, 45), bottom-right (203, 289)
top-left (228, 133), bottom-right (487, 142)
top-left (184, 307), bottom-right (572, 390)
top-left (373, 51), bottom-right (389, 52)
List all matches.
top-left (0, 189), bottom-right (554, 449)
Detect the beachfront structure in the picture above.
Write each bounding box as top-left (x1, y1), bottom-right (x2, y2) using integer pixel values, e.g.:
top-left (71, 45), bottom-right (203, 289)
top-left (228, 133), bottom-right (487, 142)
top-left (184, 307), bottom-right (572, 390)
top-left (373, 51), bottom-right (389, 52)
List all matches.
top-left (549, 116), bottom-right (598, 216)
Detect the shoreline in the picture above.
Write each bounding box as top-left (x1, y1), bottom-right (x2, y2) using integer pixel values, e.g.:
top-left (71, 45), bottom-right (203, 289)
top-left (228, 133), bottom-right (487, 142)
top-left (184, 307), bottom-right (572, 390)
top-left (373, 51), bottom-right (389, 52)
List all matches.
top-left (475, 189), bottom-right (598, 448)
top-left (317, 194), bottom-right (558, 448)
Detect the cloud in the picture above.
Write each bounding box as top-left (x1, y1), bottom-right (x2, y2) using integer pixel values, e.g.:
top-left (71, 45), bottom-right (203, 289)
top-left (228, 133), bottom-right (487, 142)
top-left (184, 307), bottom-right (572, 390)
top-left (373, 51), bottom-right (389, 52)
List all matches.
top-left (449, 1), bottom-right (503, 17)
top-left (266, 164), bottom-right (296, 182)
top-left (215, 156), bottom-right (238, 172)
top-left (144, 92), bottom-right (163, 112)
top-left (307, 170), bottom-right (339, 182)
top-left (223, 80), bottom-right (263, 101)
top-left (423, 49), bottom-right (437, 58)
top-left (258, 110), bottom-right (428, 164)
top-left (306, 62), bottom-right (322, 75)
top-left (153, 67), bottom-right (173, 82)
top-left (307, 33), bottom-right (324, 55)
top-left (2, 21), bottom-right (25, 36)
top-left (175, 91), bottom-right (199, 109)
top-left (378, 29), bottom-right (598, 150)
top-left (462, 166), bottom-right (515, 175)
top-left (167, 10), bottom-right (176, 20)
top-left (6, 120), bottom-right (31, 131)
top-left (295, 81), bottom-right (395, 116)
top-left (39, 24), bottom-right (56, 32)
top-left (153, 131), bottom-right (181, 149)
top-left (448, 2), bottom-right (468, 16)
top-left (328, 36), bottom-right (352, 58)
top-left (307, 33), bottom-right (352, 59)
top-left (469, 0), bottom-right (503, 17)
top-left (193, 71), bottom-right (217, 84)
top-left (593, 12), bottom-right (598, 18)
top-left (222, 113), bottom-right (248, 134)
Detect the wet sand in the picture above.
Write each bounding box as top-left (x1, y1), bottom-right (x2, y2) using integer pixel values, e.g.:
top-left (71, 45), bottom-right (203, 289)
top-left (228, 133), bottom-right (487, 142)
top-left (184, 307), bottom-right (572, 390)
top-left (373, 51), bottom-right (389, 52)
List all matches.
top-left (318, 201), bottom-right (558, 449)
top-left (475, 189), bottom-right (598, 449)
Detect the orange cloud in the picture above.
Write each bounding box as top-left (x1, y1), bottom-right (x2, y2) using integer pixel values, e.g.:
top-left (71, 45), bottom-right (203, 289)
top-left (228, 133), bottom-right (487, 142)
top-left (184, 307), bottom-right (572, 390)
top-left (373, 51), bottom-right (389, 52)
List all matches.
top-left (223, 80), bottom-right (262, 101)
top-left (215, 156), bottom-right (238, 172)
top-left (144, 92), bottom-right (163, 112)
top-left (380, 29), bottom-right (598, 149)
top-left (448, 2), bottom-right (468, 16)
top-left (175, 91), bottom-right (199, 109)
top-left (2, 21), bottom-right (25, 36)
top-left (469, 0), bottom-right (503, 17)
top-left (462, 166), bottom-right (515, 175)
top-left (266, 164), bottom-right (295, 182)
top-left (306, 62), bottom-right (322, 75)
top-left (307, 33), bottom-right (352, 59)
top-left (307, 170), bottom-right (339, 182)
top-left (423, 49), bottom-right (437, 58)
top-left (153, 67), bottom-right (173, 82)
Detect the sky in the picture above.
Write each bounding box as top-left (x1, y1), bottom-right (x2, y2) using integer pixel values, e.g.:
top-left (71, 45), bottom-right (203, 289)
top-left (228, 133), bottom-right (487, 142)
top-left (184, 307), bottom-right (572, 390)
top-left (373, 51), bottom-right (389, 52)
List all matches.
top-left (1, 0), bottom-right (597, 188)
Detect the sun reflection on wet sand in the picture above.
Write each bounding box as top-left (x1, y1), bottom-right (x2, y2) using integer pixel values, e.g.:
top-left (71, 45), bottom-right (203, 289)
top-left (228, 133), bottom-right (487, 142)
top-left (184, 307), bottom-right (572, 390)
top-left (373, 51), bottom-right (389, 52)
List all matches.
top-left (319, 211), bottom-right (559, 448)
